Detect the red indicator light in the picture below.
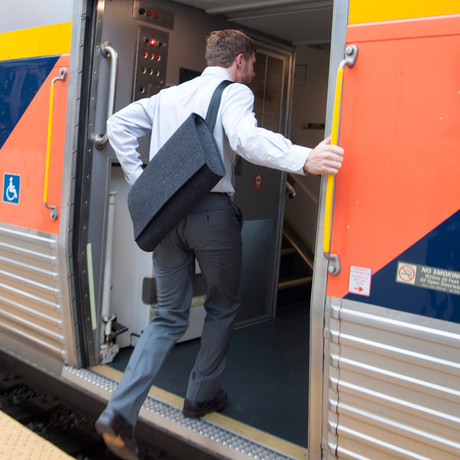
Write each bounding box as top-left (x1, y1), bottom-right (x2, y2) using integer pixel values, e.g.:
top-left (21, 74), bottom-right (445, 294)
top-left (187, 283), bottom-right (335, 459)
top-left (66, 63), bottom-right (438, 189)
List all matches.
top-left (154, 12), bottom-right (160, 19)
top-left (142, 51), bottom-right (148, 58)
top-left (155, 55), bottom-right (161, 61)
top-left (147, 10), bottom-right (153, 17)
top-left (150, 39), bottom-right (157, 46)
top-left (149, 53), bottom-right (154, 60)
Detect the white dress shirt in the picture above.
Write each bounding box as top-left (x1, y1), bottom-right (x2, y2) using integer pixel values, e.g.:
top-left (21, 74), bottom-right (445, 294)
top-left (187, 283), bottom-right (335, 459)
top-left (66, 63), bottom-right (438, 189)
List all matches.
top-left (107, 66), bottom-right (311, 194)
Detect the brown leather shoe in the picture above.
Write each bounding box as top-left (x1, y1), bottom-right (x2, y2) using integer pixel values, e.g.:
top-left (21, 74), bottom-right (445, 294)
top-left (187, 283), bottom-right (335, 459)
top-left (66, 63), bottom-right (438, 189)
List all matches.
top-left (183, 389), bottom-right (228, 418)
top-left (95, 410), bottom-right (139, 460)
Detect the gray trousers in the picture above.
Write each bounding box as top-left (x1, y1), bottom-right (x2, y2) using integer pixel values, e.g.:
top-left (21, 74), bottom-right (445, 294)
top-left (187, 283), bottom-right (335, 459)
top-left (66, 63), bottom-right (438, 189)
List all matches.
top-left (105, 193), bottom-right (243, 426)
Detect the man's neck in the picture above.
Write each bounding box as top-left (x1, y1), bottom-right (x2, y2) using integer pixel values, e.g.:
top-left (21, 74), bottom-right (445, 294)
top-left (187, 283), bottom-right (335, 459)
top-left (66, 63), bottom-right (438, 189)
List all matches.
top-left (219, 64), bottom-right (237, 82)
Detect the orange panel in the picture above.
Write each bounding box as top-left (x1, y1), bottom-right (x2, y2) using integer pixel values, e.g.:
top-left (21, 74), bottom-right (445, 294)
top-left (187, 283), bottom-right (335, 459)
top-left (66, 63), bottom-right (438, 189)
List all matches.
top-left (326, 16), bottom-right (460, 298)
top-left (0, 55), bottom-right (69, 234)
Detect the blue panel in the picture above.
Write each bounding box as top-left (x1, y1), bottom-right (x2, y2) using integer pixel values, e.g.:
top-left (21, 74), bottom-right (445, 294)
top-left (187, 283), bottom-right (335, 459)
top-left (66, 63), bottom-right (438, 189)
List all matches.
top-left (0, 56), bottom-right (59, 149)
top-left (345, 210), bottom-right (460, 323)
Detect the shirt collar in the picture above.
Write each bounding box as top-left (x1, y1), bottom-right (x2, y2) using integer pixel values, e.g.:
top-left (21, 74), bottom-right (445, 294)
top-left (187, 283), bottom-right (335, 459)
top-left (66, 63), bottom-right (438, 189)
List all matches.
top-left (202, 66), bottom-right (233, 81)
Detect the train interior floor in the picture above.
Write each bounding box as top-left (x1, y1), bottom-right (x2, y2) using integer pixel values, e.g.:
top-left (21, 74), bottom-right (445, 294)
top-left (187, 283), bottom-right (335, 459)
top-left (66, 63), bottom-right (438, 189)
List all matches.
top-left (108, 302), bottom-right (310, 447)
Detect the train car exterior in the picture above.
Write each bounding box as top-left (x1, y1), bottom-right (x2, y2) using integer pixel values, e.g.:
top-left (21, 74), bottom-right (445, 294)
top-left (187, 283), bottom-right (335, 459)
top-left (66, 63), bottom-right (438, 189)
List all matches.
top-left (0, 0), bottom-right (459, 459)
top-left (0, 0), bottom-right (79, 369)
top-left (310, 1), bottom-right (460, 458)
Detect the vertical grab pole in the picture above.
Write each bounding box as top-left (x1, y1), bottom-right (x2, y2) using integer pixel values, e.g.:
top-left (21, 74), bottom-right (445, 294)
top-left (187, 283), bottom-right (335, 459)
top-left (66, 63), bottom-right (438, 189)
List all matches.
top-left (323, 45), bottom-right (358, 275)
top-left (94, 42), bottom-right (119, 148)
top-left (44, 67), bottom-right (67, 220)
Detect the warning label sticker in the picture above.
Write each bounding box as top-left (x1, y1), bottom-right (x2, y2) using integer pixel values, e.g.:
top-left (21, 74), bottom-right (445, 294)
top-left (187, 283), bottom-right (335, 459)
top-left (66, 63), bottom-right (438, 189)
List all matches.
top-left (396, 261), bottom-right (460, 296)
top-left (348, 265), bottom-right (372, 296)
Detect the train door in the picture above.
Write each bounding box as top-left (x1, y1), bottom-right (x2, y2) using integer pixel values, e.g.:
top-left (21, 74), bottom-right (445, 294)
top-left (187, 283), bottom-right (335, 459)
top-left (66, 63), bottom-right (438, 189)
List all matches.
top-left (234, 46), bottom-right (294, 325)
top-left (311, 1), bottom-right (460, 458)
top-left (77, 0), bottom-right (293, 362)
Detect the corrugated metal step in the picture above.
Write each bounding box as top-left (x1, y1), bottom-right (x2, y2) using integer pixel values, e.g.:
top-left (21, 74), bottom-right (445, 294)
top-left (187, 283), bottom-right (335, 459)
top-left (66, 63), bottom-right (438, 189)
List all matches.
top-left (62, 366), bottom-right (304, 460)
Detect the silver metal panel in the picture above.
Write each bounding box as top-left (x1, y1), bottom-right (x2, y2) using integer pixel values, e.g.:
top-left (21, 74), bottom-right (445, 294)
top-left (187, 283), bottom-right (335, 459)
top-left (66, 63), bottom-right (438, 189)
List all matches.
top-left (309, 0), bottom-right (349, 457)
top-left (133, 1), bottom-right (174, 29)
top-left (63, 365), bottom-right (299, 459)
top-left (0, 224), bottom-right (67, 358)
top-left (55, 0), bottom-right (91, 368)
top-left (325, 299), bottom-right (460, 459)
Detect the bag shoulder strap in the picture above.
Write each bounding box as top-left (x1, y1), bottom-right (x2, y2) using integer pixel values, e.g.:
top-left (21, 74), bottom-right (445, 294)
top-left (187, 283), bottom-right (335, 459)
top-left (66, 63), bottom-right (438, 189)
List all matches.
top-left (205, 79), bottom-right (233, 133)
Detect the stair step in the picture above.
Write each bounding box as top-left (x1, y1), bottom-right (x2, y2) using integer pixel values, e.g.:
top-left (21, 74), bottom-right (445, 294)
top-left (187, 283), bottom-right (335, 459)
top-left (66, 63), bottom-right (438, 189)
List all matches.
top-left (277, 221), bottom-right (315, 309)
top-left (281, 247), bottom-right (297, 256)
top-left (276, 282), bottom-right (312, 309)
top-left (282, 221), bottom-right (314, 270)
top-left (278, 276), bottom-right (312, 290)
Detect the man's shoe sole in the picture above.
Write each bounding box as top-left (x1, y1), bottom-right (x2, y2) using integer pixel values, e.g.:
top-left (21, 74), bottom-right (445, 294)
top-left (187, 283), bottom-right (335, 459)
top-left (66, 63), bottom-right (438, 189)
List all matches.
top-left (95, 419), bottom-right (139, 460)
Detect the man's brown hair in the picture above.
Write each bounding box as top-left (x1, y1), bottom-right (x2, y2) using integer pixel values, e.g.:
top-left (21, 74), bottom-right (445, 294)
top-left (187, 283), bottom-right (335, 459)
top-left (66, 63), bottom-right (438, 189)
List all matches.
top-left (205, 30), bottom-right (257, 67)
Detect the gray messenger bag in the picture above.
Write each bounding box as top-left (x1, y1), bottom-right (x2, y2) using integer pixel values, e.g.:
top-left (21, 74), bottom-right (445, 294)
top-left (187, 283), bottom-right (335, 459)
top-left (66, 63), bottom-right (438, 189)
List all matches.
top-left (127, 79), bottom-right (233, 252)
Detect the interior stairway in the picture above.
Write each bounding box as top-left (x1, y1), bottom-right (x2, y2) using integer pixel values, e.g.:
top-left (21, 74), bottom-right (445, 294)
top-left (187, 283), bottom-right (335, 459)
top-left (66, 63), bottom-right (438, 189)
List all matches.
top-left (276, 220), bottom-right (314, 310)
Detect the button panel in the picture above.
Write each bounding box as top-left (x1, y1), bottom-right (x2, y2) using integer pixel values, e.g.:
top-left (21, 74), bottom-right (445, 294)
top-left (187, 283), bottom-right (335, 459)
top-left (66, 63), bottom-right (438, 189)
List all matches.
top-left (133, 27), bottom-right (168, 101)
top-left (133, 1), bottom-right (174, 29)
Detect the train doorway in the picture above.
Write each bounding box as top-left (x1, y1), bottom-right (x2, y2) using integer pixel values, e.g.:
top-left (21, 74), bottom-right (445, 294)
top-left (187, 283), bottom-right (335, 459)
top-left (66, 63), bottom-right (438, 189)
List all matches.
top-left (76, 0), bottom-right (332, 456)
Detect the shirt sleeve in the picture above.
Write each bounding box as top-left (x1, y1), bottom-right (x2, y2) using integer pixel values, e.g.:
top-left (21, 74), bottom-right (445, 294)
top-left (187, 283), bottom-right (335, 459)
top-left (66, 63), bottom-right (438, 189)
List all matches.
top-left (107, 98), bottom-right (154, 185)
top-left (221, 83), bottom-right (311, 175)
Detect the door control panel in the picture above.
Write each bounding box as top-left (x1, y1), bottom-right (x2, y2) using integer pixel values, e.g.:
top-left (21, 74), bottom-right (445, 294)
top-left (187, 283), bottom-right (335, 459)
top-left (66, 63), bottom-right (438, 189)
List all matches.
top-left (133, 1), bottom-right (174, 29)
top-left (133, 26), bottom-right (168, 101)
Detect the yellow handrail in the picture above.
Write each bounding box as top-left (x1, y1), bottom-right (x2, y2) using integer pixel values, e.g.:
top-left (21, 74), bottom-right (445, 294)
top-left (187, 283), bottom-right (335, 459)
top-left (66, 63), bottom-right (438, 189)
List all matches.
top-left (323, 45), bottom-right (358, 275)
top-left (44, 67), bottom-right (67, 220)
top-left (323, 65), bottom-right (344, 255)
top-left (44, 82), bottom-right (55, 203)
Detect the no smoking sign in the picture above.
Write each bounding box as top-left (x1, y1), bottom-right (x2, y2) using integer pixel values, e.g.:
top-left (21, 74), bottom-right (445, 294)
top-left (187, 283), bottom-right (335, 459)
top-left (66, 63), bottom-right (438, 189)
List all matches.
top-left (396, 262), bottom-right (417, 285)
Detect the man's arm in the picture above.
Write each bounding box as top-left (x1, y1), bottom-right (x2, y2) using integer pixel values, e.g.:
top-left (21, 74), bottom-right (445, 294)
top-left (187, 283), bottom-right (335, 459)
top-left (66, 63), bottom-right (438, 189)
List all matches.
top-left (107, 99), bottom-right (153, 185)
top-left (222, 84), bottom-right (344, 176)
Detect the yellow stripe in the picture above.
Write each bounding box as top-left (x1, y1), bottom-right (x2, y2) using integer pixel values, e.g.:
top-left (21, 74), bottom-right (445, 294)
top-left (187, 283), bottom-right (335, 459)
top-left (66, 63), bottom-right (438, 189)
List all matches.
top-left (0, 22), bottom-right (72, 61)
top-left (349, 0), bottom-right (460, 24)
top-left (93, 365), bottom-right (308, 459)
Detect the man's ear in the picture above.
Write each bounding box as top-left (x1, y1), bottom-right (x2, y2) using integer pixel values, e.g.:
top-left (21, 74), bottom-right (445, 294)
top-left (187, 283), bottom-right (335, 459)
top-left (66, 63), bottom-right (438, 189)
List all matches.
top-left (235, 53), bottom-right (244, 68)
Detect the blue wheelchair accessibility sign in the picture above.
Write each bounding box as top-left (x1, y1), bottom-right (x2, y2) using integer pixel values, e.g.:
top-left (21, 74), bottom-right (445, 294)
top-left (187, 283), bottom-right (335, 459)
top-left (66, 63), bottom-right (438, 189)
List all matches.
top-left (3, 174), bottom-right (20, 205)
